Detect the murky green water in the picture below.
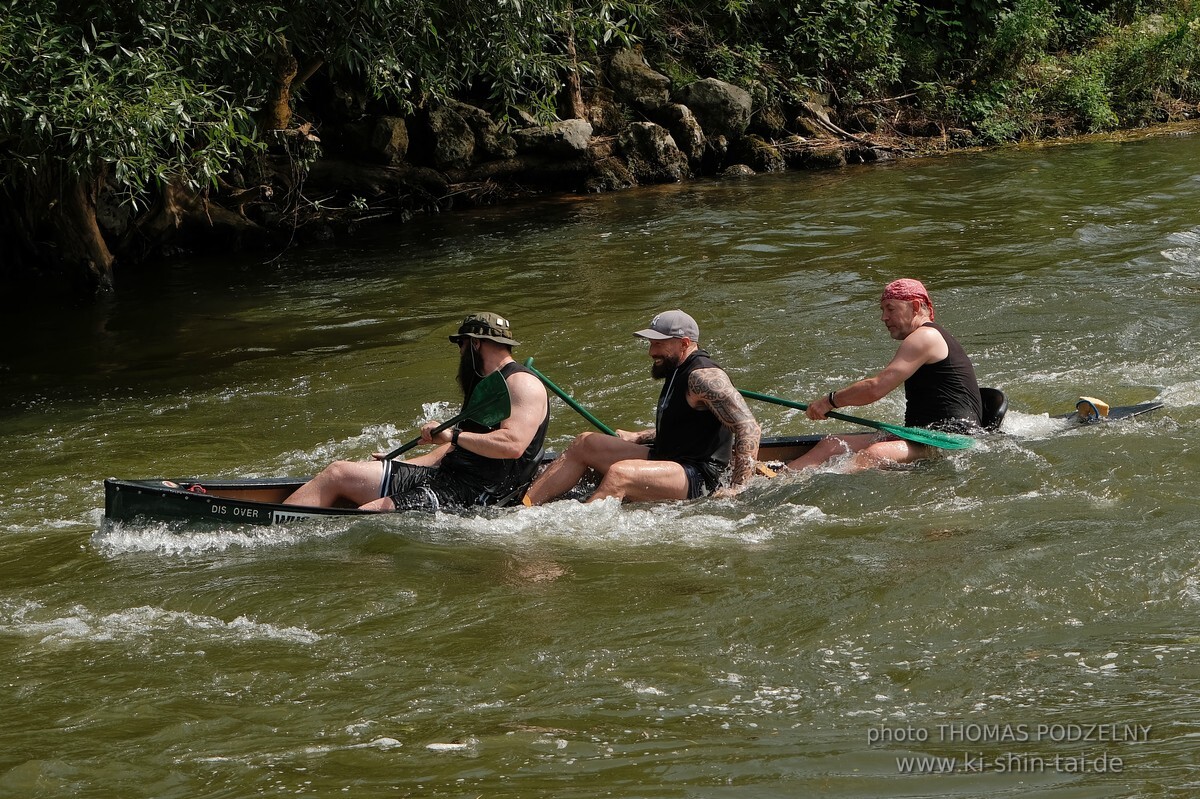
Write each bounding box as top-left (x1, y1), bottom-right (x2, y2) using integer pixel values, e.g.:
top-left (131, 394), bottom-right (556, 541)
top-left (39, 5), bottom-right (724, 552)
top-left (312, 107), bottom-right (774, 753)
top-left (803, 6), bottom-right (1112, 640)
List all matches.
top-left (3, 131), bottom-right (1200, 798)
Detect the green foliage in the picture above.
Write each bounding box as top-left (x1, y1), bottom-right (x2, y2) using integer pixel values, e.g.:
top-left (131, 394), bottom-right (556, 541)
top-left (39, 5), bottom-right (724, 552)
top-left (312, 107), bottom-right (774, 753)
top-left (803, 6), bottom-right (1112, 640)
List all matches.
top-left (1096, 8), bottom-right (1200, 122)
top-left (950, 0), bottom-right (1200, 140)
top-left (3, 0), bottom-right (1200, 262)
top-left (642, 0), bottom-right (916, 105)
top-left (981, 0), bottom-right (1058, 74)
top-left (0, 0), bottom-right (658, 210)
top-left (1042, 54), bottom-right (1121, 131)
top-left (272, 0), bottom-right (656, 121)
top-left (0, 1), bottom-right (275, 203)
top-left (777, 0), bottom-right (910, 101)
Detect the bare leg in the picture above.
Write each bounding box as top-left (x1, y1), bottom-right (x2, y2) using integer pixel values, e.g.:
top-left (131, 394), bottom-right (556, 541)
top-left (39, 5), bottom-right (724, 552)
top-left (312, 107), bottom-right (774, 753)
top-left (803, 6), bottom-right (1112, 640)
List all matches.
top-left (843, 440), bottom-right (930, 473)
top-left (785, 433), bottom-right (875, 471)
top-left (524, 432), bottom-right (650, 505)
top-left (589, 459), bottom-right (690, 503)
top-left (786, 434), bottom-right (930, 473)
top-left (284, 460), bottom-right (386, 508)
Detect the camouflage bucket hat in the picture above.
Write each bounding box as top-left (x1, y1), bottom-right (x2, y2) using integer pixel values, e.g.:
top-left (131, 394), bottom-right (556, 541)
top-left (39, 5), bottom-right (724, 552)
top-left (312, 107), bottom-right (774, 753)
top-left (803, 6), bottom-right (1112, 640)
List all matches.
top-left (448, 312), bottom-right (520, 347)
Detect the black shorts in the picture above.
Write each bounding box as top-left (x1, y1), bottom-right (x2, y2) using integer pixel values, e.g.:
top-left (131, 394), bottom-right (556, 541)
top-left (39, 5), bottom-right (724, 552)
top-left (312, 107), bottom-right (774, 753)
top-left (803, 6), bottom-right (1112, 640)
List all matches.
top-left (679, 462), bottom-right (709, 500)
top-left (380, 460), bottom-right (484, 512)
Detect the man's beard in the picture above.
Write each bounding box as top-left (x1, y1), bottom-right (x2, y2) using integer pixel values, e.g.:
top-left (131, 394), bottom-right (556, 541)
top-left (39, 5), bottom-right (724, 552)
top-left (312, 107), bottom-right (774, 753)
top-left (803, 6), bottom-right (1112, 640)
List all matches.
top-left (457, 346), bottom-right (483, 403)
top-left (651, 353), bottom-right (681, 380)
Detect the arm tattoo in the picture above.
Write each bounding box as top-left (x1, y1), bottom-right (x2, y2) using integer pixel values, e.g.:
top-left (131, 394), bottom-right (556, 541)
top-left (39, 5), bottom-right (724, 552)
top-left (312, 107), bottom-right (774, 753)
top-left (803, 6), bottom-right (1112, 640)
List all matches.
top-left (689, 368), bottom-right (761, 489)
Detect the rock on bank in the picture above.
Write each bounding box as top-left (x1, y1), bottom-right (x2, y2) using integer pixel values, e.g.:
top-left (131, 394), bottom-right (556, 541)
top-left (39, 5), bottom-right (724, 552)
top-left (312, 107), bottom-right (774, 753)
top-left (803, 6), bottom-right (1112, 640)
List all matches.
top-left (58, 49), bottom-right (934, 289)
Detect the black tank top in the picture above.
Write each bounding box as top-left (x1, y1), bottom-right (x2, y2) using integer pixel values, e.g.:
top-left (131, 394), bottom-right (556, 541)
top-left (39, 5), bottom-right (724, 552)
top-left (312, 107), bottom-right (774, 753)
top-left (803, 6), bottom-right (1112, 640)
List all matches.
top-left (439, 361), bottom-right (550, 494)
top-left (903, 322), bottom-right (983, 431)
top-left (649, 350), bottom-right (733, 481)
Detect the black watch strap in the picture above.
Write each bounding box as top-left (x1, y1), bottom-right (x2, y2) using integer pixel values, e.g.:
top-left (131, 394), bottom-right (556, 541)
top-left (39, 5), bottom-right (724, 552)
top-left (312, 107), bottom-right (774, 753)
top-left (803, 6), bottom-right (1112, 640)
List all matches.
top-left (451, 427), bottom-right (461, 447)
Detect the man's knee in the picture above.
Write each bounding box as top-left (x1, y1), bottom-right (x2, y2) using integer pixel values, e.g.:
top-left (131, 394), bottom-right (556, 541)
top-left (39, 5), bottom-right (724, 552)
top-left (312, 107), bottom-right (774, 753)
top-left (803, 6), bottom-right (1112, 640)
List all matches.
top-left (856, 443), bottom-right (904, 468)
top-left (568, 430), bottom-right (598, 449)
top-left (324, 460), bottom-right (357, 481)
top-left (561, 431), bottom-right (600, 461)
top-left (598, 460), bottom-right (638, 490)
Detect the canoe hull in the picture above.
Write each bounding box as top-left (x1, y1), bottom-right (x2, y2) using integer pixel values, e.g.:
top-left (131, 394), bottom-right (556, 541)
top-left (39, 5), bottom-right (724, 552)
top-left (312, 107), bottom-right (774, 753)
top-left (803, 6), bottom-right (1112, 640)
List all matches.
top-left (103, 434), bottom-right (830, 526)
top-left (103, 399), bottom-right (1162, 527)
top-left (103, 476), bottom-right (377, 527)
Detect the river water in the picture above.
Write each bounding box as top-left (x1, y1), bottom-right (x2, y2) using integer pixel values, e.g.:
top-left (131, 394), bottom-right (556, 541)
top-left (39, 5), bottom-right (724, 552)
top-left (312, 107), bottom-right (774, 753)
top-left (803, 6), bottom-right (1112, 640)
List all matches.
top-left (2, 130), bottom-right (1199, 798)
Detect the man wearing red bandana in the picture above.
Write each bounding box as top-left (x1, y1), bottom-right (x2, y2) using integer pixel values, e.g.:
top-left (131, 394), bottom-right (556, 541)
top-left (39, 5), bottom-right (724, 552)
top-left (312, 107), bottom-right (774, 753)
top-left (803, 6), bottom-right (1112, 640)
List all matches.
top-left (786, 279), bottom-right (983, 472)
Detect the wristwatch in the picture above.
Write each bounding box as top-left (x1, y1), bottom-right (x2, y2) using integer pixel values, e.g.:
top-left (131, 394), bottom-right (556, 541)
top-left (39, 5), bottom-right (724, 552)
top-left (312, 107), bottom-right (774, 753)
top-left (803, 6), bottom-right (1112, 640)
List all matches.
top-left (451, 427), bottom-right (461, 447)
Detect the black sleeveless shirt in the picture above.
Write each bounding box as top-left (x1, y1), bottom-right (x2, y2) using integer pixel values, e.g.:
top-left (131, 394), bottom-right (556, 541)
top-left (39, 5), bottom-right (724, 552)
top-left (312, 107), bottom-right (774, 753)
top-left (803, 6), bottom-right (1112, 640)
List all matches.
top-left (649, 350), bottom-right (733, 485)
top-left (903, 322), bottom-right (983, 432)
top-left (438, 361), bottom-right (550, 495)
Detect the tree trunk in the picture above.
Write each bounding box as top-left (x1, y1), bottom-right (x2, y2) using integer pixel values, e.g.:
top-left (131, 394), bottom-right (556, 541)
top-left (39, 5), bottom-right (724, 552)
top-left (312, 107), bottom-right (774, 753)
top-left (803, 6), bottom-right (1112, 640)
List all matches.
top-left (132, 181), bottom-right (263, 253)
top-left (50, 177), bottom-right (116, 291)
top-left (262, 46), bottom-right (299, 131)
top-left (559, 26), bottom-right (587, 120)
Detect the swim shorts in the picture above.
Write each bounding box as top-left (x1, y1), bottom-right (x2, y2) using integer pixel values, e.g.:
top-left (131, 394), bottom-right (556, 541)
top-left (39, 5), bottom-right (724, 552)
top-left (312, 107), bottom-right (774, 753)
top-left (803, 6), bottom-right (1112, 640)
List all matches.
top-left (380, 460), bottom-right (482, 512)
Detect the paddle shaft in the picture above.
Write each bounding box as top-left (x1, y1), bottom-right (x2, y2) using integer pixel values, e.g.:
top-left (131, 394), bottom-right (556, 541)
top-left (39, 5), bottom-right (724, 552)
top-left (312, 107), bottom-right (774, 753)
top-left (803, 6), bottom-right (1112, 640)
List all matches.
top-left (738, 388), bottom-right (974, 450)
top-left (739, 388), bottom-right (869, 426)
top-left (523, 358), bottom-right (617, 436)
top-left (383, 414), bottom-right (463, 460)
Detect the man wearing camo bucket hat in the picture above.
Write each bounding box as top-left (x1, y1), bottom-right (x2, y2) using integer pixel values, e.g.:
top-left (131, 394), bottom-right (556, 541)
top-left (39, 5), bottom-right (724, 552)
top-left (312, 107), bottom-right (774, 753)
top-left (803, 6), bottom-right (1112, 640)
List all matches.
top-left (285, 312), bottom-right (549, 512)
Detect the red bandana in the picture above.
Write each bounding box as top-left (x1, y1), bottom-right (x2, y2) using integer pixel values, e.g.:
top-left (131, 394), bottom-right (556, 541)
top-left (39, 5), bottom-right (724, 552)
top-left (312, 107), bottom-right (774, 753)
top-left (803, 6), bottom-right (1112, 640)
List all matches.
top-left (881, 278), bottom-right (934, 319)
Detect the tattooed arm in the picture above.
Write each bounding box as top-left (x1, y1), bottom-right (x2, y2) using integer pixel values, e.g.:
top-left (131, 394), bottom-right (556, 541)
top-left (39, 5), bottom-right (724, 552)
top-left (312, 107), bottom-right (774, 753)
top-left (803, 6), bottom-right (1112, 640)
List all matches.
top-left (689, 367), bottom-right (761, 492)
top-left (616, 428), bottom-right (656, 444)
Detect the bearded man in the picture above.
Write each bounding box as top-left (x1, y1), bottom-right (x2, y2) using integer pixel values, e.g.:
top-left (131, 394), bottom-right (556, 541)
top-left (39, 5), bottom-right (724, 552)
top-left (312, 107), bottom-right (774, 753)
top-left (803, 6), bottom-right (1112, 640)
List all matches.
top-left (523, 309), bottom-right (760, 505)
top-left (285, 312), bottom-right (549, 511)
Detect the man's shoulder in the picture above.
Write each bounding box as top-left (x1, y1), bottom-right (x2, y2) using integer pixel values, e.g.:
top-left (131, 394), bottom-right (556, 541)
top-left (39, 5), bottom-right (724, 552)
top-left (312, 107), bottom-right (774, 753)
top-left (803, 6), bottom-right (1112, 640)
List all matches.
top-left (905, 323), bottom-right (947, 346)
top-left (504, 368), bottom-right (548, 400)
top-left (686, 365), bottom-right (735, 392)
top-left (900, 323), bottom-right (950, 362)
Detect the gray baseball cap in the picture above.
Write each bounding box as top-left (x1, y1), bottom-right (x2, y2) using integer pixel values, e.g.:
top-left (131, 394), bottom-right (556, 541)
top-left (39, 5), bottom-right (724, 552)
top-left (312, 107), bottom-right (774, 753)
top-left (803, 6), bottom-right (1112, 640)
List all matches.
top-left (633, 309), bottom-right (700, 342)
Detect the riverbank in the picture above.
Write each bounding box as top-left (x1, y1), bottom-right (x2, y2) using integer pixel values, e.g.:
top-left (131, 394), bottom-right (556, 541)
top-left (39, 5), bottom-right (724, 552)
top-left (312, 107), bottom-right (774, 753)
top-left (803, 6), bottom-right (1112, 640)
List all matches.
top-left (82, 51), bottom-right (968, 278)
top-left (95, 52), bottom-right (1200, 288)
top-left (4, 0), bottom-right (1199, 295)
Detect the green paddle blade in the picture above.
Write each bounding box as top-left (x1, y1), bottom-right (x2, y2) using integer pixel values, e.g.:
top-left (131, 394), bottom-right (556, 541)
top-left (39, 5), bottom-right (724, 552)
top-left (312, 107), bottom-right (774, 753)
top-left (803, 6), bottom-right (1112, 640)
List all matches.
top-left (384, 370), bottom-right (511, 459)
top-left (738, 388), bottom-right (975, 451)
top-left (860, 417), bottom-right (975, 450)
top-left (461, 369), bottom-right (512, 427)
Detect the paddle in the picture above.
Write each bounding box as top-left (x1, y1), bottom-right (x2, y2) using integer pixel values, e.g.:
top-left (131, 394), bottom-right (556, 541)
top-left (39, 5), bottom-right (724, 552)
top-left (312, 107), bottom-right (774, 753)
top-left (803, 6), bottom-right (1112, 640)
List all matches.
top-left (738, 388), bottom-right (975, 450)
top-left (523, 357), bottom-right (617, 436)
top-left (382, 370), bottom-right (512, 460)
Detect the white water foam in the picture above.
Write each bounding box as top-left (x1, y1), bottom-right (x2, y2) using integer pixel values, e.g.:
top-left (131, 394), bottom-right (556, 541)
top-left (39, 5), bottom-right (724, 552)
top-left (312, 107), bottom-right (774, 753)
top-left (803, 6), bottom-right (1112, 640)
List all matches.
top-left (997, 410), bottom-right (1076, 440)
top-left (91, 516), bottom-right (350, 556)
top-left (0, 601), bottom-right (322, 648)
top-left (422, 497), bottom-right (793, 548)
top-left (1158, 379), bottom-right (1200, 407)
